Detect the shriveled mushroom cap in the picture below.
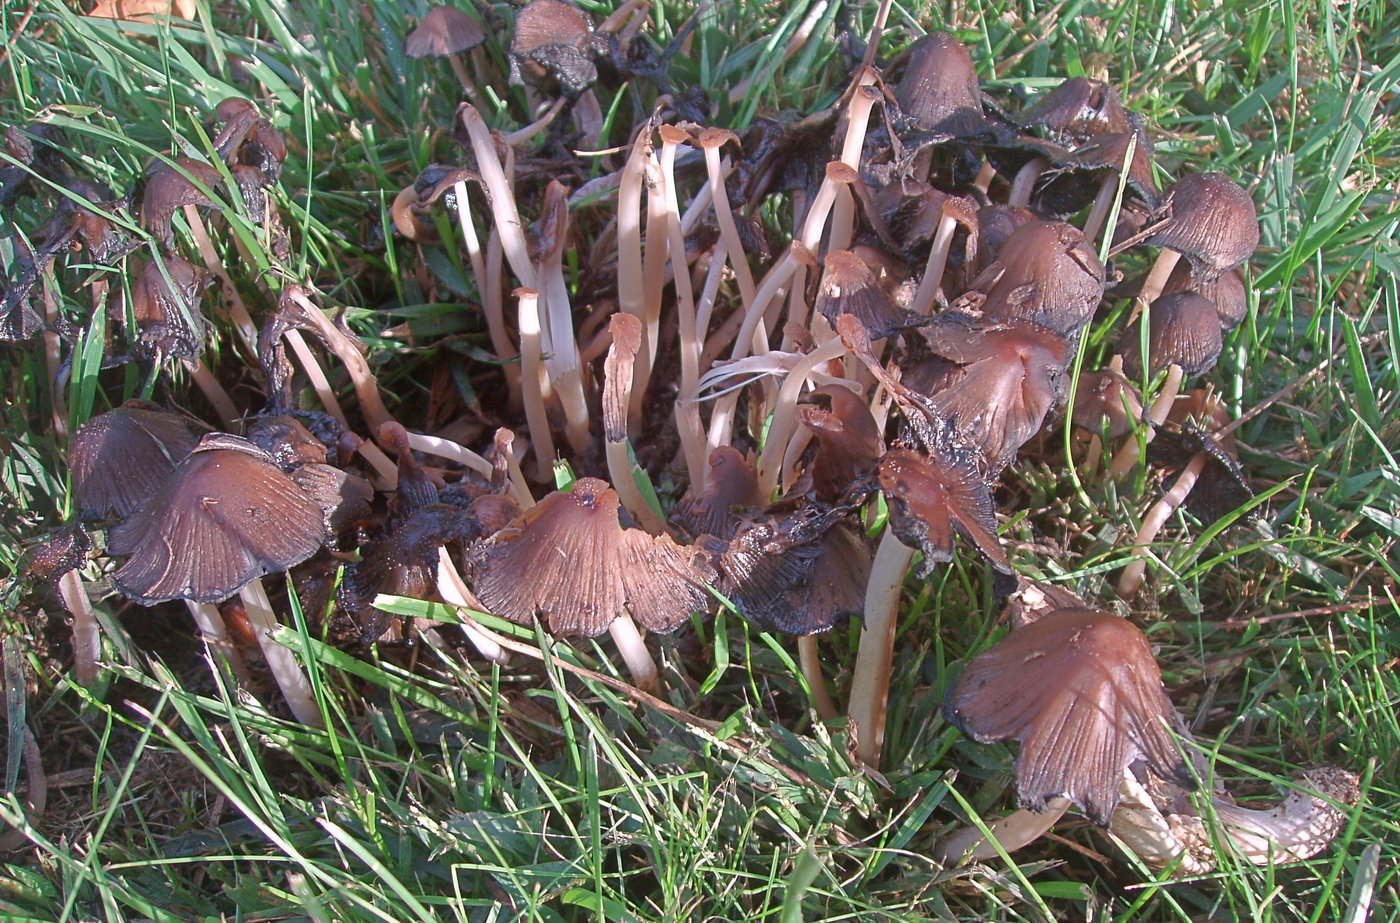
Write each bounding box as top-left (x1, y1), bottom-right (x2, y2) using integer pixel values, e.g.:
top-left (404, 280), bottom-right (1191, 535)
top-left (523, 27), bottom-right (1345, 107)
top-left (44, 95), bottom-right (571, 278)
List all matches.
top-left (799, 384), bottom-right (882, 503)
top-left (406, 6), bottom-right (486, 57)
top-left (1147, 172), bottom-right (1259, 279)
top-left (877, 447), bottom-right (1010, 577)
top-left (140, 158), bottom-right (223, 247)
top-left (71, 401), bottom-right (204, 520)
top-left (1121, 292), bottom-right (1224, 378)
top-left (1019, 77), bottom-right (1133, 140)
top-left (510, 0), bottom-right (601, 96)
top-left (1161, 261), bottom-right (1249, 330)
top-left (130, 254), bottom-right (211, 361)
top-left (895, 33), bottom-right (986, 136)
top-left (945, 607), bottom-right (1188, 824)
top-left (108, 434), bottom-right (327, 605)
top-left (471, 478), bottom-right (713, 637)
top-left (671, 447), bottom-right (763, 540)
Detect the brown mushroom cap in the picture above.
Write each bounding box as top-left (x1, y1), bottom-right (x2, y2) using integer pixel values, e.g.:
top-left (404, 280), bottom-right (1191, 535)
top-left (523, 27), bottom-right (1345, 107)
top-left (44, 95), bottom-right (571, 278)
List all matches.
top-left (946, 607), bottom-right (1189, 824)
top-left (470, 478), bottom-right (713, 637)
top-left (671, 447), bottom-right (763, 540)
top-left (1072, 367), bottom-right (1143, 439)
top-left (1018, 77), bottom-right (1134, 140)
top-left (140, 158), bottom-right (223, 247)
top-left (129, 254), bottom-right (211, 361)
top-left (877, 446), bottom-right (1010, 577)
top-left (108, 434), bottom-right (327, 605)
top-left (1161, 261), bottom-right (1249, 330)
top-left (799, 384), bottom-right (882, 503)
top-left (406, 6), bottom-right (486, 57)
top-left (895, 32), bottom-right (985, 136)
top-left (1146, 172), bottom-right (1260, 279)
top-left (814, 250), bottom-right (908, 340)
top-left (510, 0), bottom-right (601, 96)
top-left (1122, 292), bottom-right (1224, 378)
top-left (71, 401), bottom-right (205, 520)
top-left (966, 220), bottom-right (1105, 336)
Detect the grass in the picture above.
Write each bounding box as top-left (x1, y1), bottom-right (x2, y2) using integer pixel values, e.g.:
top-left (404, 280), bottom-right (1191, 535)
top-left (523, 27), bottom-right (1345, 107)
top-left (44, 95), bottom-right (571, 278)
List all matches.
top-left (2, 0), bottom-right (1398, 920)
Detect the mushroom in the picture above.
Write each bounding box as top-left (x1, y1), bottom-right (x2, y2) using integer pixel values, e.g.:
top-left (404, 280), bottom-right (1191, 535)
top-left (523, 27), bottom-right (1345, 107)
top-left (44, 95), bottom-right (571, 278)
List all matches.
top-left (939, 606), bottom-right (1190, 859)
top-left (406, 6), bottom-right (487, 103)
top-left (70, 400), bottom-right (204, 521)
top-left (1137, 171), bottom-right (1259, 307)
top-left (958, 220), bottom-right (1106, 338)
top-left (107, 433), bottom-right (327, 725)
top-left (469, 477), bottom-right (714, 692)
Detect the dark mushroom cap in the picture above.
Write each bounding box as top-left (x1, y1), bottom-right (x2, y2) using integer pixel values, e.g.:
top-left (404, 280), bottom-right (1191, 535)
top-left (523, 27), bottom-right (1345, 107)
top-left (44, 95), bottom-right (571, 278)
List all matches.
top-left (470, 478), bottom-right (713, 637)
top-left (406, 6), bottom-right (486, 57)
top-left (968, 220), bottom-right (1105, 336)
top-left (915, 322), bottom-right (1070, 474)
top-left (877, 446), bottom-right (1010, 577)
top-left (1019, 77), bottom-right (1133, 140)
top-left (1146, 172), bottom-right (1259, 279)
top-left (140, 158), bottom-right (223, 247)
top-left (945, 607), bottom-right (1189, 824)
top-left (1071, 367), bottom-right (1143, 439)
top-left (1121, 292), bottom-right (1224, 378)
top-left (71, 401), bottom-right (205, 520)
top-left (1161, 261), bottom-right (1249, 330)
top-left (671, 447), bottom-right (763, 540)
top-left (814, 250), bottom-right (908, 340)
top-left (510, 0), bottom-right (602, 96)
top-left (895, 32), bottom-right (986, 136)
top-left (799, 384), bottom-right (882, 503)
top-left (108, 434), bottom-right (327, 605)
top-left (129, 254), bottom-right (211, 361)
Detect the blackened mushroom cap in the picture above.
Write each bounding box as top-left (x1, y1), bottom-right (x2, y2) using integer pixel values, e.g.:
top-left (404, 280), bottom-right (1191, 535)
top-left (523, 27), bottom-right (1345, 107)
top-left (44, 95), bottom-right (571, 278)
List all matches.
top-left (406, 6), bottom-right (487, 57)
top-left (878, 446), bottom-right (1011, 577)
top-left (510, 0), bottom-right (603, 97)
top-left (1146, 172), bottom-right (1260, 280)
top-left (470, 478), bottom-right (713, 637)
top-left (945, 607), bottom-right (1190, 824)
top-left (108, 434), bottom-right (327, 605)
top-left (966, 220), bottom-right (1105, 336)
top-left (128, 254), bottom-right (211, 362)
top-left (1121, 292), bottom-right (1224, 378)
top-left (895, 32), bottom-right (986, 136)
top-left (814, 250), bottom-right (909, 340)
top-left (71, 401), bottom-right (205, 520)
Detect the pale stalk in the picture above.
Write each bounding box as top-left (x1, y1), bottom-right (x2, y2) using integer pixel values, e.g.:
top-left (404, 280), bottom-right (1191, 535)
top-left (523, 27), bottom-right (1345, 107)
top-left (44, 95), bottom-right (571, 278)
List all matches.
top-left (755, 337), bottom-right (848, 498)
top-left (909, 210), bottom-right (960, 316)
top-left (1117, 450), bottom-right (1208, 598)
top-left (1109, 362), bottom-right (1184, 479)
top-left (797, 634), bottom-right (838, 721)
top-left (848, 529), bottom-right (916, 768)
top-left (184, 598), bottom-right (253, 686)
top-left (617, 129), bottom-right (653, 425)
top-left (936, 798), bottom-right (1072, 863)
top-left (1008, 157), bottom-right (1049, 208)
top-left (537, 231), bottom-right (591, 456)
top-left (660, 126), bottom-right (707, 487)
top-left (190, 359), bottom-right (240, 431)
top-left (239, 577), bottom-right (322, 727)
top-left (698, 139), bottom-right (756, 309)
top-left (435, 547), bottom-right (508, 663)
top-left (58, 569), bottom-right (100, 688)
top-left (453, 179), bottom-right (521, 408)
top-left (608, 613), bottom-right (661, 695)
top-left (458, 105), bottom-right (538, 290)
top-left (284, 287), bottom-right (395, 433)
top-left (515, 288), bottom-right (556, 477)
top-left (182, 203), bottom-right (258, 356)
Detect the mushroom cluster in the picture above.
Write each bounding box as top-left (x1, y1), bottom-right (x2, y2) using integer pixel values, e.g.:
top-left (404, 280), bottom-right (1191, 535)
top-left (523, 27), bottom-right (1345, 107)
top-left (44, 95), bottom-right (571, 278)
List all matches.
top-left (7, 4), bottom-right (1356, 879)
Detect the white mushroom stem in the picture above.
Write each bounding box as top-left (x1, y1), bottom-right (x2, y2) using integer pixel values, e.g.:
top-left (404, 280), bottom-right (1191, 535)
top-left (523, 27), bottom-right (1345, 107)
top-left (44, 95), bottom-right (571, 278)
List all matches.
top-left (402, 431), bottom-right (494, 479)
top-left (502, 96), bottom-right (567, 148)
top-left (1109, 362), bottom-right (1185, 480)
top-left (616, 130), bottom-right (652, 426)
top-left (698, 140), bottom-right (757, 311)
top-left (848, 529), bottom-right (916, 768)
top-left (238, 577), bottom-right (322, 727)
top-left (181, 203), bottom-right (258, 356)
top-left (459, 105), bottom-right (539, 291)
top-left (1137, 248), bottom-right (1183, 311)
top-left (435, 547), bottom-right (507, 664)
top-left (284, 329), bottom-right (348, 428)
top-left (608, 614), bottom-right (660, 695)
top-left (283, 287), bottom-right (395, 433)
top-left (755, 337), bottom-right (848, 498)
top-left (1008, 157), bottom-right (1050, 208)
top-left (1081, 175), bottom-right (1122, 245)
top-left (41, 275), bottom-right (67, 441)
top-left (536, 220), bottom-right (591, 457)
top-left (936, 797), bottom-right (1072, 864)
top-left (183, 598), bottom-right (251, 686)
top-left (641, 149), bottom-right (669, 366)
top-left (1210, 769), bottom-right (1359, 865)
top-left (658, 127), bottom-right (707, 488)
top-left (0, 725), bottom-right (45, 852)
top-left (1117, 450), bottom-right (1209, 598)
top-left (189, 359), bottom-right (240, 431)
top-left (909, 208), bottom-right (960, 316)
top-left (452, 179), bottom-right (521, 408)
top-left (797, 634), bottom-right (838, 721)
top-left (58, 569), bottom-right (100, 688)
top-left (514, 288), bottom-right (556, 478)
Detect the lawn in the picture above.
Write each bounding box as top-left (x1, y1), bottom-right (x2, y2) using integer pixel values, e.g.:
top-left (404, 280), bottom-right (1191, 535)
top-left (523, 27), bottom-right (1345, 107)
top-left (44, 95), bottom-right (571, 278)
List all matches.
top-left (1, 0), bottom-right (1397, 920)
